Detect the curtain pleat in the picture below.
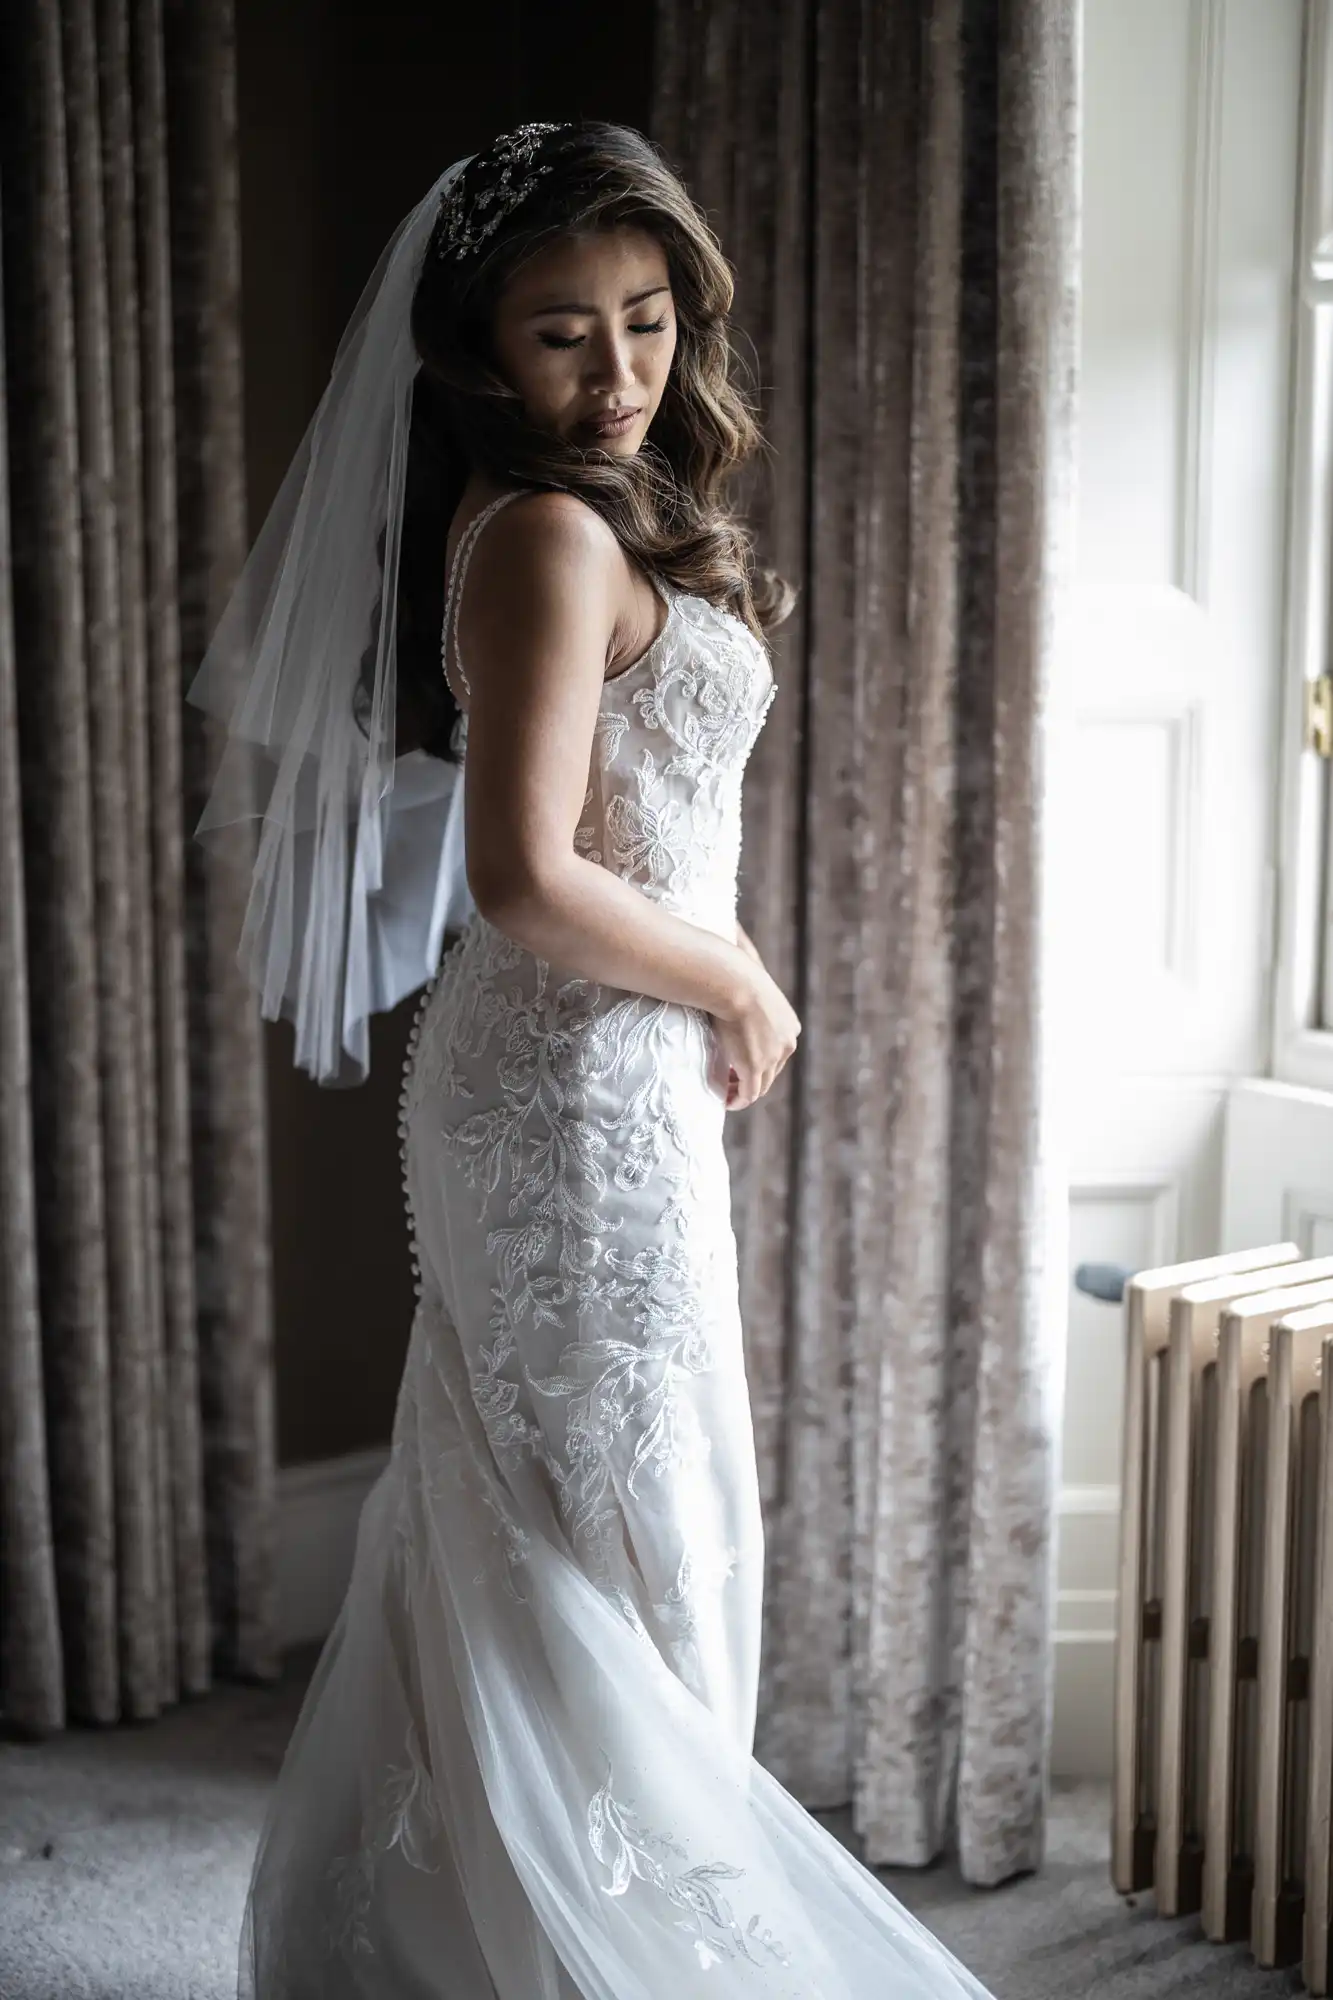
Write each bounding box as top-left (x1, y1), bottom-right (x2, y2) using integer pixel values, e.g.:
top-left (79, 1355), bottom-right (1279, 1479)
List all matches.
top-left (0, 210), bottom-right (64, 1737)
top-left (101, 0), bottom-right (181, 1706)
top-left (65, 0), bottom-right (165, 1720)
top-left (0, 0), bottom-right (277, 1736)
top-left (1, 0), bottom-right (117, 1729)
top-left (165, 0), bottom-right (278, 1688)
top-left (135, 0), bottom-right (214, 1699)
top-left (652, 0), bottom-right (1078, 1886)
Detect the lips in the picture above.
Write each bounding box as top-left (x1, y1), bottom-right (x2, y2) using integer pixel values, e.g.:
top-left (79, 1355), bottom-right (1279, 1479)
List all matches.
top-left (578, 408), bottom-right (641, 436)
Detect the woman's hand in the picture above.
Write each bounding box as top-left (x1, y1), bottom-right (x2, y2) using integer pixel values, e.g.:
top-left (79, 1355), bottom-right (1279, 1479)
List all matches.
top-left (710, 960), bottom-right (801, 1110)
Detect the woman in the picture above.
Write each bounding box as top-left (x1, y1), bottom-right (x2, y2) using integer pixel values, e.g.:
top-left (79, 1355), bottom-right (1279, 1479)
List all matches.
top-left (192, 121), bottom-right (996, 2000)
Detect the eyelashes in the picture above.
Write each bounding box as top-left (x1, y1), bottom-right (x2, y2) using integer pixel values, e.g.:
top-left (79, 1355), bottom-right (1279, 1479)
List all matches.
top-left (538, 317), bottom-right (670, 352)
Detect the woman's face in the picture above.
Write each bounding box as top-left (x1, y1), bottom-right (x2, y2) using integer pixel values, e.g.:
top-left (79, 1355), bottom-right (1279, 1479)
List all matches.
top-left (490, 224), bottom-right (677, 457)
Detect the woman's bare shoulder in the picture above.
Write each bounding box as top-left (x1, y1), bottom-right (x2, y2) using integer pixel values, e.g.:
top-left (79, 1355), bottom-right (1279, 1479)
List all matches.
top-left (466, 487), bottom-right (625, 609)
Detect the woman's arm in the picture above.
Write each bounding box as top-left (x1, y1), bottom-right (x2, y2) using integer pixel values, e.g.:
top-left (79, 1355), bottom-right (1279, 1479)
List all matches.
top-left (460, 492), bottom-right (769, 1027)
top-left (735, 920), bottom-right (763, 965)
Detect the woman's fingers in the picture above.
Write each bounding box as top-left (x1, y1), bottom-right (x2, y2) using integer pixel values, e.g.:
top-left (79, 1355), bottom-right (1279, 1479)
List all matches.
top-left (710, 1020), bottom-right (799, 1111)
top-left (729, 1060), bottom-right (774, 1111)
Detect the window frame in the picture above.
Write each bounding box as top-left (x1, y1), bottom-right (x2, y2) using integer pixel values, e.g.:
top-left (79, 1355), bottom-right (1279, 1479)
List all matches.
top-left (1271, 0), bottom-right (1333, 1092)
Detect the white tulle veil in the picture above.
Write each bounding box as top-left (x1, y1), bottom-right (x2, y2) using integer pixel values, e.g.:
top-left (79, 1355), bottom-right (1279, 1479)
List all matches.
top-left (186, 156), bottom-right (476, 1087)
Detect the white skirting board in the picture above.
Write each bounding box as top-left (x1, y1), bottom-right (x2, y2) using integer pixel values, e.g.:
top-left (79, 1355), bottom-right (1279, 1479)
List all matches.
top-left (277, 1446), bottom-right (391, 1648)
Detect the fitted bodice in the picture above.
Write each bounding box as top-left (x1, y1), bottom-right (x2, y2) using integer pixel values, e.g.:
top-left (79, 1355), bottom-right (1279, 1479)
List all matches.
top-left (574, 589), bottom-right (774, 938)
top-left (445, 494), bottom-right (776, 943)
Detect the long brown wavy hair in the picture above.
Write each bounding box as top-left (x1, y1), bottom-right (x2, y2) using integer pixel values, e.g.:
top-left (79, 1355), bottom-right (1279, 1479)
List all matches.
top-left (373, 119), bottom-right (794, 763)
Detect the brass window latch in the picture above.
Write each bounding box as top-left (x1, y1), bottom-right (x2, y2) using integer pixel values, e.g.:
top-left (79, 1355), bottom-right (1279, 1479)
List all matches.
top-left (1305, 673), bottom-right (1333, 759)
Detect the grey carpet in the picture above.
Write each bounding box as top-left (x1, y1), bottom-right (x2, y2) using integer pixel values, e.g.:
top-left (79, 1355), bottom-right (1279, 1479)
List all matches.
top-left (0, 1646), bottom-right (1306, 2000)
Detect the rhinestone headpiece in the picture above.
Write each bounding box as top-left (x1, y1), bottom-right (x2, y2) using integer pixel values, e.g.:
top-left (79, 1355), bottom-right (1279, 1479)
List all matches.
top-left (433, 122), bottom-right (575, 264)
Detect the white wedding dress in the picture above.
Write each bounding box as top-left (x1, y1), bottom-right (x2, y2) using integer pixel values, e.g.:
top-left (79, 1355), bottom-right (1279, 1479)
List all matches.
top-left (239, 491), bottom-right (995, 2000)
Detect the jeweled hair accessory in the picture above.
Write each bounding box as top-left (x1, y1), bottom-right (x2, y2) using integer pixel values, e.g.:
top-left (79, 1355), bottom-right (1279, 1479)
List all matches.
top-left (433, 121), bottom-right (575, 263)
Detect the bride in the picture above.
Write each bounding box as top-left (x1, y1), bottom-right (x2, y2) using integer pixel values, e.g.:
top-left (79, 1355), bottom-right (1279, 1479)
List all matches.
top-left (191, 120), bottom-right (997, 2000)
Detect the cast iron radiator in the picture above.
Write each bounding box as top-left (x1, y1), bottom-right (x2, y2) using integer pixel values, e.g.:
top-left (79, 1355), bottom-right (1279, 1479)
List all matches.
top-left (1104, 1246), bottom-right (1333, 1987)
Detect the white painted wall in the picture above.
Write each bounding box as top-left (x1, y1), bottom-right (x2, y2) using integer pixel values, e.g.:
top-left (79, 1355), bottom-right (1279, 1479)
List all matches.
top-left (1050, 0), bottom-right (1309, 1776)
top-left (277, 1449), bottom-right (389, 1648)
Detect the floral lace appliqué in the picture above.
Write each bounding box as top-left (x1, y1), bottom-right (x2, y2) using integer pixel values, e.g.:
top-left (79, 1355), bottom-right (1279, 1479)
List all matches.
top-left (327, 1716), bottom-right (441, 1959)
top-left (401, 587), bottom-right (775, 1639)
top-left (587, 1762), bottom-right (792, 1972)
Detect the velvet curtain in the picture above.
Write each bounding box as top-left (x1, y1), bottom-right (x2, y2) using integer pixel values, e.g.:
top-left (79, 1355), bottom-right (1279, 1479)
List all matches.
top-left (652, 0), bottom-right (1078, 1885)
top-left (0, 0), bottom-right (277, 1737)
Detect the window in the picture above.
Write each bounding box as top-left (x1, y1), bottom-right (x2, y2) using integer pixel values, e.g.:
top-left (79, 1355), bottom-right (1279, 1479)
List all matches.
top-left (1272, 0), bottom-right (1333, 1087)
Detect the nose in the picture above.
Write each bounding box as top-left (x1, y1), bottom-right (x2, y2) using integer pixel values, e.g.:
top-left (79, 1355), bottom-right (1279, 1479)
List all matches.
top-left (583, 326), bottom-right (637, 393)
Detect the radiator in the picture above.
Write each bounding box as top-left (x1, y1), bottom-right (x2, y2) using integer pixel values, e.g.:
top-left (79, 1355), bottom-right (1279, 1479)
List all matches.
top-left (1112, 1244), bottom-right (1302, 1898)
top-left (1112, 1248), bottom-right (1333, 1987)
top-left (1306, 1319), bottom-right (1333, 1991)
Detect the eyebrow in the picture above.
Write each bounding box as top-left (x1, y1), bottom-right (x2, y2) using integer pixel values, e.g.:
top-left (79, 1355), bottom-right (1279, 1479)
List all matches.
top-left (525, 284), bottom-right (670, 320)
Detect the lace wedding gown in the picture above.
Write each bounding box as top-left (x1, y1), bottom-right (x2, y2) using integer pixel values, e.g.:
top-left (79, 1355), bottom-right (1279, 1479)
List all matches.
top-left (240, 491), bottom-right (995, 2000)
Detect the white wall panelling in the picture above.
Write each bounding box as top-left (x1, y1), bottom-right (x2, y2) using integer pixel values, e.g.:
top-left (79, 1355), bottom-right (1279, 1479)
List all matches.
top-left (1176, 0), bottom-right (1225, 602)
top-left (1221, 1076), bottom-right (1333, 1255)
top-left (1068, 701), bottom-right (1203, 996)
top-left (1055, 0), bottom-right (1305, 1773)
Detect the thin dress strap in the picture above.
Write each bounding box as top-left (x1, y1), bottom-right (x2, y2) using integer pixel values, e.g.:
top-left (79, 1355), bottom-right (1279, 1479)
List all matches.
top-left (441, 489), bottom-right (524, 710)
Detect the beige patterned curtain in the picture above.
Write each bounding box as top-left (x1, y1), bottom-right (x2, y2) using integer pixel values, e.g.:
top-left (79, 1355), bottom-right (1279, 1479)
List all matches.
top-left (0, 0), bottom-right (277, 1736)
top-left (653, 0), bottom-right (1078, 1884)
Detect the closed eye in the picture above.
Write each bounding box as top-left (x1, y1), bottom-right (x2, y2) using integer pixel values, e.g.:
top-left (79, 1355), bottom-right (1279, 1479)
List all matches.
top-left (539, 317), bottom-right (670, 351)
